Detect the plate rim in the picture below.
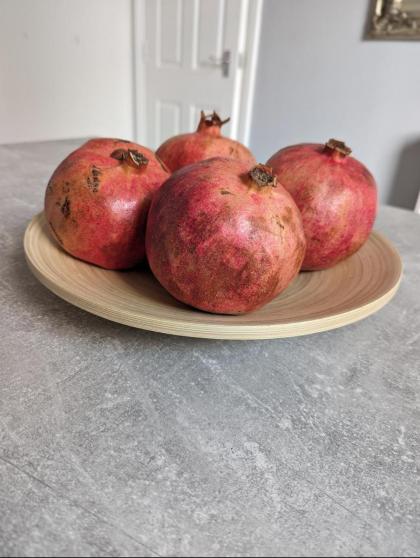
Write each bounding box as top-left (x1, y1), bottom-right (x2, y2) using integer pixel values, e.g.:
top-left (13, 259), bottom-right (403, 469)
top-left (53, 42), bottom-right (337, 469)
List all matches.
top-left (24, 212), bottom-right (403, 340)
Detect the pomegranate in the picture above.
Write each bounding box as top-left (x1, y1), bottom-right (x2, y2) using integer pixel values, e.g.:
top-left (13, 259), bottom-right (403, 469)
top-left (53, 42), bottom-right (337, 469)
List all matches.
top-left (146, 158), bottom-right (306, 314)
top-left (267, 139), bottom-right (377, 270)
top-left (156, 111), bottom-right (256, 172)
top-left (45, 138), bottom-right (169, 269)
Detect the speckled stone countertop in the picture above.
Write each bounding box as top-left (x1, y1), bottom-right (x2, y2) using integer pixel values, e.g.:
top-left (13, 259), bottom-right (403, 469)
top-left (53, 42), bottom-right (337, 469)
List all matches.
top-left (0, 140), bottom-right (419, 557)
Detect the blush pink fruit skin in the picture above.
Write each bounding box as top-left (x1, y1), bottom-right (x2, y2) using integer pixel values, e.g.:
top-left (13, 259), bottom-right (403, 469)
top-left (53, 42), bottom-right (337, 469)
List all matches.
top-left (156, 111), bottom-right (256, 173)
top-left (266, 140), bottom-right (378, 270)
top-left (44, 138), bottom-right (169, 269)
top-left (146, 157), bottom-right (306, 315)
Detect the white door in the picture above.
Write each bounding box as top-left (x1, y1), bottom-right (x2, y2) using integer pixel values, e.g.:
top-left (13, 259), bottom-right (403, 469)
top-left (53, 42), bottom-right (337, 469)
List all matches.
top-left (139, 0), bottom-right (260, 149)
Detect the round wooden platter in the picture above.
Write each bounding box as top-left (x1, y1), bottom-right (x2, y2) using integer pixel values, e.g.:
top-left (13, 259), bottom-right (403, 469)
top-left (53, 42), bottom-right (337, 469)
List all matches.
top-left (24, 213), bottom-right (402, 340)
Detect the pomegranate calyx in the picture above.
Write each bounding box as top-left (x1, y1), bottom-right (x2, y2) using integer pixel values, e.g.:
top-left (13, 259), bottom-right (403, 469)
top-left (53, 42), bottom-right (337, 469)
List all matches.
top-left (324, 139), bottom-right (352, 157)
top-left (111, 148), bottom-right (149, 169)
top-left (198, 110), bottom-right (230, 131)
top-left (249, 164), bottom-right (277, 188)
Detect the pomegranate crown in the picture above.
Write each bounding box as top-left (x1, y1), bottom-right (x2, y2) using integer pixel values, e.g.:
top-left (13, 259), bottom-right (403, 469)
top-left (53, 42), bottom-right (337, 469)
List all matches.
top-left (249, 164), bottom-right (277, 188)
top-left (324, 139), bottom-right (352, 157)
top-left (197, 110), bottom-right (230, 131)
top-left (111, 148), bottom-right (149, 169)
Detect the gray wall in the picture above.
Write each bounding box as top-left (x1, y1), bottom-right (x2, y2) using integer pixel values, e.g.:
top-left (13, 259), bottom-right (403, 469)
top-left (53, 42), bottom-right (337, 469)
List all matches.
top-left (250, 0), bottom-right (420, 208)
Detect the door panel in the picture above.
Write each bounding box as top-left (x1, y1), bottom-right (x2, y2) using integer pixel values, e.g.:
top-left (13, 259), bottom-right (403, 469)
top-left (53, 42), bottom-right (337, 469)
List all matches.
top-left (145, 0), bottom-right (244, 148)
top-left (196, 0), bottom-right (226, 67)
top-left (156, 101), bottom-right (182, 146)
top-left (158, 0), bottom-right (183, 67)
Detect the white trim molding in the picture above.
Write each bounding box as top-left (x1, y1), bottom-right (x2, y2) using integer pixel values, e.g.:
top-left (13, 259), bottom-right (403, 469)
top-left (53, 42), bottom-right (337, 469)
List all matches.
top-left (132, 0), bottom-right (147, 145)
top-left (235, 0), bottom-right (263, 146)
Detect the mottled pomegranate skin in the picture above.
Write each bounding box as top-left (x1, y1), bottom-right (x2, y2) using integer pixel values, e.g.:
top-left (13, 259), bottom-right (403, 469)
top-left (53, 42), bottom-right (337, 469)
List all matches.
top-left (267, 141), bottom-right (377, 270)
top-left (146, 158), bottom-right (306, 314)
top-left (45, 138), bottom-right (169, 269)
top-left (156, 111), bottom-right (256, 173)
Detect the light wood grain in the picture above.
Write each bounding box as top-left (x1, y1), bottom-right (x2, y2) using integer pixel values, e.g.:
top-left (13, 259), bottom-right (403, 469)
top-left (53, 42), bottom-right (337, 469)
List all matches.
top-left (24, 213), bottom-right (403, 340)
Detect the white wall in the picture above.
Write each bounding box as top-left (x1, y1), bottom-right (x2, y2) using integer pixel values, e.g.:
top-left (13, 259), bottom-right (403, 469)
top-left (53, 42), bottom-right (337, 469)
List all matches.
top-left (0, 0), bottom-right (134, 144)
top-left (250, 0), bottom-right (420, 208)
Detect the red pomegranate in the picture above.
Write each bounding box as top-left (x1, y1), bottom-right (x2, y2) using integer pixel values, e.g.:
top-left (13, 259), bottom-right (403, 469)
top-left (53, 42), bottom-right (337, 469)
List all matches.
top-left (45, 138), bottom-right (169, 269)
top-left (146, 158), bottom-right (306, 314)
top-left (267, 139), bottom-right (377, 270)
top-left (156, 111), bottom-right (256, 172)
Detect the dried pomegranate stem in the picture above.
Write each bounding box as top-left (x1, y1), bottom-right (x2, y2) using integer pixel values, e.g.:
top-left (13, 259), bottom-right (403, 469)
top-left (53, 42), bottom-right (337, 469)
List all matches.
top-left (197, 110), bottom-right (230, 131)
top-left (110, 148), bottom-right (149, 169)
top-left (249, 164), bottom-right (277, 187)
top-left (324, 139), bottom-right (352, 158)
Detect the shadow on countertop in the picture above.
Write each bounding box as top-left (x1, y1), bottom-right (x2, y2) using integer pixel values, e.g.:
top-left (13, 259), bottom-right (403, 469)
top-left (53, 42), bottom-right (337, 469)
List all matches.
top-left (388, 139), bottom-right (420, 210)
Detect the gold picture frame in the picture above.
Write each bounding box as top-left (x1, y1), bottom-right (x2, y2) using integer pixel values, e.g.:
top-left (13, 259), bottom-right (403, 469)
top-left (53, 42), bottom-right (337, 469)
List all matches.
top-left (369, 0), bottom-right (420, 39)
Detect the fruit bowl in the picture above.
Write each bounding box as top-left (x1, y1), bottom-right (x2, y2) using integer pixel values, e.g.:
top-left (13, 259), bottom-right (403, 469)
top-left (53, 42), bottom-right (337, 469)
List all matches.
top-left (24, 212), bottom-right (402, 340)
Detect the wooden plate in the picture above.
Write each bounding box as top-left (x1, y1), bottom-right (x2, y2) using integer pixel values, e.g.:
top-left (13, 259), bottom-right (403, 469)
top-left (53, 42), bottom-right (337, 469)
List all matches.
top-left (24, 213), bottom-right (402, 340)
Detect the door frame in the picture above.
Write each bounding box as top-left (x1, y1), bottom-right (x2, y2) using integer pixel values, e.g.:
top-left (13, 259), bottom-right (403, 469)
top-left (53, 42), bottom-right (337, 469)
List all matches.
top-left (132, 0), bottom-right (263, 147)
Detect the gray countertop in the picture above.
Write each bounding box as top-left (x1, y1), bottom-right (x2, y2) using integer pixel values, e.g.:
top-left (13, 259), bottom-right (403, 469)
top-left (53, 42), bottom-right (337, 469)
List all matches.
top-left (0, 139), bottom-right (419, 557)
